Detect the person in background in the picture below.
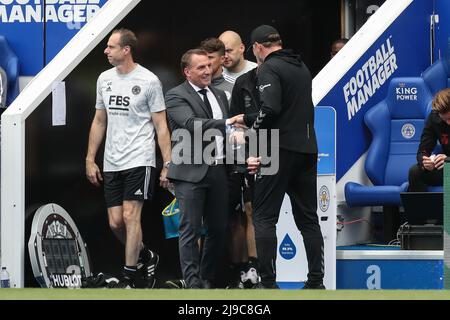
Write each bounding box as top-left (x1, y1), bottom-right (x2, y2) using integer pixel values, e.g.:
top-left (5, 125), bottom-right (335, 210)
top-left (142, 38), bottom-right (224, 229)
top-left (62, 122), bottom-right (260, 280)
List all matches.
top-left (199, 37), bottom-right (234, 102)
top-left (408, 88), bottom-right (450, 192)
top-left (219, 30), bottom-right (257, 83)
top-left (86, 28), bottom-right (172, 288)
top-left (330, 38), bottom-right (348, 59)
top-left (226, 62), bottom-right (262, 289)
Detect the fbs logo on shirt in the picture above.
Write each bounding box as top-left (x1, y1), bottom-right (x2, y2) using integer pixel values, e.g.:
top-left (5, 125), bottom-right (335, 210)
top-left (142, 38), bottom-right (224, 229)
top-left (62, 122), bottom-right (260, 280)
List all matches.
top-left (109, 95), bottom-right (130, 106)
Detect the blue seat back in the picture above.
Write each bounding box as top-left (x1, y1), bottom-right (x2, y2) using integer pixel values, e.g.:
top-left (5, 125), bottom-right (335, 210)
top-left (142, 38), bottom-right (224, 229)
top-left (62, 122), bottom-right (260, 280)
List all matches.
top-left (364, 77), bottom-right (432, 186)
top-left (0, 36), bottom-right (19, 106)
top-left (422, 58), bottom-right (450, 95)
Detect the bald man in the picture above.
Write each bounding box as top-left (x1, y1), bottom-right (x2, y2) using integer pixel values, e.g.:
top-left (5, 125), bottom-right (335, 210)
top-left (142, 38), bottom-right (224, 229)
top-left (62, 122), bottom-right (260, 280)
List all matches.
top-left (219, 30), bottom-right (257, 84)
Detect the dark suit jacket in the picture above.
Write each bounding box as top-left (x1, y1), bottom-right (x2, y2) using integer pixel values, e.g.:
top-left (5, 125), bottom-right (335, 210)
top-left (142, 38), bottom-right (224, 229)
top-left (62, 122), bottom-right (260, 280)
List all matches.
top-left (165, 81), bottom-right (229, 183)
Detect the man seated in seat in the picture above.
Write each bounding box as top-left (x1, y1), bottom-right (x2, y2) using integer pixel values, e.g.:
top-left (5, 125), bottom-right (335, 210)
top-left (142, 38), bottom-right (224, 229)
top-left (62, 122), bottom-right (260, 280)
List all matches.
top-left (408, 88), bottom-right (450, 191)
top-left (0, 66), bottom-right (7, 109)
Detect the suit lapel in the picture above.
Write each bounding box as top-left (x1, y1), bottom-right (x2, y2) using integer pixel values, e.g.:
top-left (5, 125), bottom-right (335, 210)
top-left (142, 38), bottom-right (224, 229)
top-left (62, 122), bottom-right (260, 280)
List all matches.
top-left (210, 86), bottom-right (228, 118)
top-left (182, 81), bottom-right (213, 118)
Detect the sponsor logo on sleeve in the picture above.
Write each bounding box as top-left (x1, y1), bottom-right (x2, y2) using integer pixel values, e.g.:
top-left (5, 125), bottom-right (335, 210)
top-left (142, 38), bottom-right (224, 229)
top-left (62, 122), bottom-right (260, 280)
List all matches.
top-left (258, 84), bottom-right (271, 92)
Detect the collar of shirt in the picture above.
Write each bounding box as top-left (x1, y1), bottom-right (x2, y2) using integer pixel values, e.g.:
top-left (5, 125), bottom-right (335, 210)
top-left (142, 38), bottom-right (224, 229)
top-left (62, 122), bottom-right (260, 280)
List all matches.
top-left (211, 74), bottom-right (225, 86)
top-left (188, 81), bottom-right (209, 94)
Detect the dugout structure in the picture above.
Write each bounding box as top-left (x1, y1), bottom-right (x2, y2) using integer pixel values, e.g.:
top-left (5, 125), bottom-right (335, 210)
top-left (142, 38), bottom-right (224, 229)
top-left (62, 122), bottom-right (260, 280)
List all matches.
top-left (0, 0), bottom-right (141, 288)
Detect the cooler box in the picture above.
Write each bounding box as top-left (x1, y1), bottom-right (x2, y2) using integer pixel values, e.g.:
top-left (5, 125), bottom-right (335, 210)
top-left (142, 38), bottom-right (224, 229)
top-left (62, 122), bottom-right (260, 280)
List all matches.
top-left (398, 224), bottom-right (443, 250)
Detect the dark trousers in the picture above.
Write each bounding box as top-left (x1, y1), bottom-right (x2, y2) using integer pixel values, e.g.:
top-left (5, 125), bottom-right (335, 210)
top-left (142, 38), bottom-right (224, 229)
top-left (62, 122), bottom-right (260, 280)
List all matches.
top-left (174, 165), bottom-right (229, 288)
top-left (253, 149), bottom-right (324, 287)
top-left (408, 164), bottom-right (443, 192)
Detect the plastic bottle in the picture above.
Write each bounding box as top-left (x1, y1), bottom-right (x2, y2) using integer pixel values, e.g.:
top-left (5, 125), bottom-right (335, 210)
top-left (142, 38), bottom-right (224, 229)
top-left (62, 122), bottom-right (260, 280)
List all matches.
top-left (0, 267), bottom-right (10, 288)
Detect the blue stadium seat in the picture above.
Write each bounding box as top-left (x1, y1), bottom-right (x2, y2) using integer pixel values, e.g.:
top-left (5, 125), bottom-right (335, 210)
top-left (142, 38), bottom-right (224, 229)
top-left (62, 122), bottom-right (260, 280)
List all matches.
top-left (345, 77), bottom-right (433, 208)
top-left (345, 77), bottom-right (434, 242)
top-left (0, 36), bottom-right (19, 106)
top-left (422, 58), bottom-right (450, 95)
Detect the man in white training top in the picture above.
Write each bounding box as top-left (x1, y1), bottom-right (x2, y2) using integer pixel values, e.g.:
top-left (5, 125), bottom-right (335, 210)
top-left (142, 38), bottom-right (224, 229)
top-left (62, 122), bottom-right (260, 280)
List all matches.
top-left (86, 28), bottom-right (171, 289)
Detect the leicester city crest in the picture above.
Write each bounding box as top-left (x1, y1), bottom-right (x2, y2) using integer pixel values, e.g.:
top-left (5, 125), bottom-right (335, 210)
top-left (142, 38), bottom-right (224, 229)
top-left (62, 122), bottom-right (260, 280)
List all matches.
top-left (401, 123), bottom-right (415, 139)
top-left (132, 85), bottom-right (141, 95)
top-left (319, 186), bottom-right (330, 212)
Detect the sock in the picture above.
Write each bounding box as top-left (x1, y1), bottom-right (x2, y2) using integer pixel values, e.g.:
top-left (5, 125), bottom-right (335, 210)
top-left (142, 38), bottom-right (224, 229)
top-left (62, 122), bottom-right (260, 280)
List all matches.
top-left (239, 262), bottom-right (249, 273)
top-left (123, 266), bottom-right (138, 283)
top-left (248, 257), bottom-right (258, 267)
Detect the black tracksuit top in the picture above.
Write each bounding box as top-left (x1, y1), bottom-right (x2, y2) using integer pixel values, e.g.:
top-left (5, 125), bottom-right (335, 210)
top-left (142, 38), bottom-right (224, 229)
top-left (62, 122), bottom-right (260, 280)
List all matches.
top-left (417, 111), bottom-right (450, 166)
top-left (230, 67), bottom-right (260, 118)
top-left (246, 49), bottom-right (318, 154)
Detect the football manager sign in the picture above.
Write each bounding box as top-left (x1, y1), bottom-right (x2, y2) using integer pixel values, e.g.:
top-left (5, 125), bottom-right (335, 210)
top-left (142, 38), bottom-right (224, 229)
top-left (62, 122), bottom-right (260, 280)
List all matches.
top-left (0, 0), bottom-right (108, 75)
top-left (0, 0), bottom-right (102, 23)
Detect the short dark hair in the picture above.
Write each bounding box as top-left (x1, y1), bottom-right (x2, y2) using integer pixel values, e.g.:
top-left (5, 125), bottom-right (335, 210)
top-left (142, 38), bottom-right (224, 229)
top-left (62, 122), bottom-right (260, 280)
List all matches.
top-left (332, 38), bottom-right (349, 47)
top-left (199, 37), bottom-right (225, 56)
top-left (112, 28), bottom-right (138, 55)
top-left (432, 88), bottom-right (450, 114)
top-left (260, 33), bottom-right (283, 48)
top-left (180, 48), bottom-right (208, 75)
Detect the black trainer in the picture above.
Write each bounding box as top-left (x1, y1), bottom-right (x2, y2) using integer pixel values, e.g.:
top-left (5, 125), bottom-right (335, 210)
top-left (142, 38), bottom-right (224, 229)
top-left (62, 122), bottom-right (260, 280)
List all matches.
top-left (302, 280), bottom-right (325, 289)
top-left (106, 276), bottom-right (135, 289)
top-left (163, 279), bottom-right (187, 289)
top-left (138, 250), bottom-right (159, 288)
top-left (225, 272), bottom-right (245, 289)
top-left (242, 266), bottom-right (260, 289)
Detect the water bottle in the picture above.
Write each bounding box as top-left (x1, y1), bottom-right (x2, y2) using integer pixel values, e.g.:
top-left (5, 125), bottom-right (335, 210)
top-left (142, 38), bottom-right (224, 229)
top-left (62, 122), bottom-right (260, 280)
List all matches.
top-left (168, 184), bottom-right (176, 196)
top-left (0, 267), bottom-right (10, 288)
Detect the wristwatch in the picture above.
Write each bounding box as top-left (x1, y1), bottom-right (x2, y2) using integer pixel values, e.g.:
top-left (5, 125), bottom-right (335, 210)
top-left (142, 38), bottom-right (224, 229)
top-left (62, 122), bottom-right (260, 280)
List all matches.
top-left (164, 161), bottom-right (171, 169)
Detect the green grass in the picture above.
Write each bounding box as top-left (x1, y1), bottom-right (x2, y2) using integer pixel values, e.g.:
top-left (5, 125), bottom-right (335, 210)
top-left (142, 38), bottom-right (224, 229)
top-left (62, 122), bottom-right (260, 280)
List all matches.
top-left (0, 289), bottom-right (450, 300)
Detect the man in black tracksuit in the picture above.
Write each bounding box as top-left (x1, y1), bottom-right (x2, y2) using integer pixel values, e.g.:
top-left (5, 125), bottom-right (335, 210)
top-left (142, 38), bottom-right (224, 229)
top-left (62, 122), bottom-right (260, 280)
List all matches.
top-left (239, 25), bottom-right (325, 289)
top-left (408, 88), bottom-right (450, 191)
top-left (226, 67), bottom-right (261, 288)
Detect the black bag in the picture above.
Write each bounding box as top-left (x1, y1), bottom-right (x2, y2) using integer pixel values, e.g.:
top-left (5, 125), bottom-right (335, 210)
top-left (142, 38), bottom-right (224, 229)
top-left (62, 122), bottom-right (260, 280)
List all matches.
top-left (399, 224), bottom-right (443, 250)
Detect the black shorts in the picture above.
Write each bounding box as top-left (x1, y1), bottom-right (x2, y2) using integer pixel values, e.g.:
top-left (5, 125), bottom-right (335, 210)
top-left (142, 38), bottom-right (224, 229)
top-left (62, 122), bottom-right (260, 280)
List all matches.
top-left (103, 166), bottom-right (156, 208)
top-left (228, 172), bottom-right (244, 213)
top-left (228, 172), bottom-right (254, 215)
top-left (243, 174), bottom-right (254, 203)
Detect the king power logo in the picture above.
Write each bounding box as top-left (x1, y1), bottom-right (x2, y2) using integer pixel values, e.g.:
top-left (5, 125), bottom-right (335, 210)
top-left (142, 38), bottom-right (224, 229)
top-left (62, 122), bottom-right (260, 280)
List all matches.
top-left (396, 83), bottom-right (418, 101)
top-left (0, 0), bottom-right (102, 28)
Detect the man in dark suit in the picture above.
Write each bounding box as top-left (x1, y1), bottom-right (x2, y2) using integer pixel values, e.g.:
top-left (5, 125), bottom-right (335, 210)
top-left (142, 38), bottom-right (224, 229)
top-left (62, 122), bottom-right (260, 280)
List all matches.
top-left (165, 48), bottom-right (246, 289)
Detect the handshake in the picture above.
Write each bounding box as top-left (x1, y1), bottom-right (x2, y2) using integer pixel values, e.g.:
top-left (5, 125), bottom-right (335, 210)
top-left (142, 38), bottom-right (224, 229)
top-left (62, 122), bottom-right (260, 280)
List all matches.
top-left (423, 154), bottom-right (446, 171)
